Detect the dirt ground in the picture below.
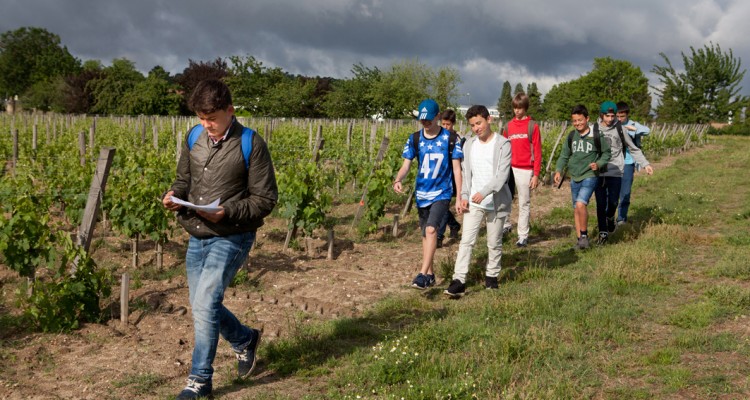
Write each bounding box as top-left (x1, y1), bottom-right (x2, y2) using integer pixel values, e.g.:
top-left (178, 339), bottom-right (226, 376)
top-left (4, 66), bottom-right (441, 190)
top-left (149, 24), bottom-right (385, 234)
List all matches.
top-left (0, 152), bottom-right (686, 399)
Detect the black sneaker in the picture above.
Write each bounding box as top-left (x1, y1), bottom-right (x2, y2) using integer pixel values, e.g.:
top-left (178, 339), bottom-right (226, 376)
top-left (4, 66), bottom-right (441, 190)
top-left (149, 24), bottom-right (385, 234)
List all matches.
top-left (425, 274), bottom-right (436, 287)
top-left (176, 375), bottom-right (212, 400)
top-left (597, 232), bottom-right (608, 245)
top-left (502, 226), bottom-right (512, 236)
top-left (449, 224), bottom-right (461, 239)
top-left (444, 279), bottom-right (466, 298)
top-left (485, 276), bottom-right (499, 289)
top-left (234, 328), bottom-right (261, 378)
top-left (412, 273), bottom-right (427, 289)
top-left (436, 237), bottom-right (444, 248)
top-left (516, 238), bottom-right (528, 247)
top-left (606, 217), bottom-right (617, 233)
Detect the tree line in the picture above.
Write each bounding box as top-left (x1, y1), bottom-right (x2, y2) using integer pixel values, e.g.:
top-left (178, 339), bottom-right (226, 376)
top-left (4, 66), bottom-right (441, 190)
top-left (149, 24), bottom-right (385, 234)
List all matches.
top-left (1, 27), bottom-right (746, 123)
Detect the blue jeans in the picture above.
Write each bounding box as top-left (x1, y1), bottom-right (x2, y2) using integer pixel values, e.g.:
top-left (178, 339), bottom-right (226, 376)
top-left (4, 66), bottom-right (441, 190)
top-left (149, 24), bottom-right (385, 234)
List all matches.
top-left (570, 177), bottom-right (598, 208)
top-left (437, 206), bottom-right (461, 240)
top-left (595, 176), bottom-right (622, 232)
top-left (618, 164), bottom-right (635, 222)
top-left (186, 231), bottom-right (256, 380)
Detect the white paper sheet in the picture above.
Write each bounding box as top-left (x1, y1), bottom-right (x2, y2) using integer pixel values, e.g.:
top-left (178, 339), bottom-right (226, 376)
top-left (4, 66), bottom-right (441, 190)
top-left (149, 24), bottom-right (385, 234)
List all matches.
top-left (170, 196), bottom-right (222, 213)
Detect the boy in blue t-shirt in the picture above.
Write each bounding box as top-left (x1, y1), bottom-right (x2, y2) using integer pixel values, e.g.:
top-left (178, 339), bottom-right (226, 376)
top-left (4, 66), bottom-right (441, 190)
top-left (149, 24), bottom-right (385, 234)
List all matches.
top-left (393, 99), bottom-right (463, 289)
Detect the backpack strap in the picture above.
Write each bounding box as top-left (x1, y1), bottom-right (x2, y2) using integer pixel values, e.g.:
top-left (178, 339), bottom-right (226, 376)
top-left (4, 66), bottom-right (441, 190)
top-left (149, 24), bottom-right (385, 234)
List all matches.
top-left (410, 130), bottom-right (421, 164)
top-left (186, 124), bottom-right (254, 169)
top-left (592, 123), bottom-right (602, 155)
top-left (615, 123), bottom-right (627, 159)
top-left (528, 118), bottom-right (537, 163)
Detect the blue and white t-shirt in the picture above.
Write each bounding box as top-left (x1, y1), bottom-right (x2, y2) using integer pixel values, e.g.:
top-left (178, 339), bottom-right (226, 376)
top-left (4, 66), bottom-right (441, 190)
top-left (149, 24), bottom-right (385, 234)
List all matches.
top-left (402, 128), bottom-right (464, 208)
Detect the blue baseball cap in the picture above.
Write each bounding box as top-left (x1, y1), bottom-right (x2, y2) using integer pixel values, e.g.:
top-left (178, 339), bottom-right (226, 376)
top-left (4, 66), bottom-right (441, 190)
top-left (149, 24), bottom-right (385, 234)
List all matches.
top-left (417, 99), bottom-right (440, 121)
top-left (600, 101), bottom-right (617, 114)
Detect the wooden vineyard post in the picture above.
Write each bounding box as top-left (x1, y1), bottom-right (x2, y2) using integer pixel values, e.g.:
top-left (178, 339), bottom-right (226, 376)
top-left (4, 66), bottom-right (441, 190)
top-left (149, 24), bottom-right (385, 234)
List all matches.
top-left (32, 123), bottom-right (38, 152)
top-left (351, 136), bottom-right (390, 228)
top-left (346, 122), bottom-right (353, 151)
top-left (89, 123), bottom-right (95, 151)
top-left (543, 121), bottom-right (568, 185)
top-left (392, 215), bottom-right (400, 237)
top-left (153, 125), bottom-right (159, 150)
top-left (121, 273), bottom-right (130, 327)
top-left (132, 235), bottom-right (139, 268)
top-left (11, 129), bottom-right (18, 170)
top-left (400, 186), bottom-right (415, 218)
top-left (78, 131), bottom-right (86, 167)
top-left (327, 228), bottom-right (334, 260)
top-left (73, 147), bottom-right (116, 272)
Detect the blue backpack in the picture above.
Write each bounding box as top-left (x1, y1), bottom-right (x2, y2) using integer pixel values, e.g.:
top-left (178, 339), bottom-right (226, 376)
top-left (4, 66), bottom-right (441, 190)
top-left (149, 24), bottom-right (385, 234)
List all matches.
top-left (187, 125), bottom-right (254, 169)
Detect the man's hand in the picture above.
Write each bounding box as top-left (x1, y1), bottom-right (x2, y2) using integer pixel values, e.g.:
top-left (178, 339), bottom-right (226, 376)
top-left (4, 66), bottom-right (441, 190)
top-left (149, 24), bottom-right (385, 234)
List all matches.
top-left (162, 190), bottom-right (182, 211)
top-left (529, 175), bottom-right (539, 190)
top-left (643, 165), bottom-right (654, 175)
top-left (590, 162), bottom-right (599, 171)
top-left (197, 208), bottom-right (225, 223)
top-left (457, 199), bottom-right (469, 214)
top-left (471, 192), bottom-right (485, 204)
top-left (393, 181), bottom-right (404, 194)
top-left (553, 172), bottom-right (561, 186)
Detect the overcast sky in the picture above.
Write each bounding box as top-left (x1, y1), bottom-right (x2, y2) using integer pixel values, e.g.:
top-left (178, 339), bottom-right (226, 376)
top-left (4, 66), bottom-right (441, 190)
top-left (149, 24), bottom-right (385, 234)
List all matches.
top-left (2, 0), bottom-right (749, 108)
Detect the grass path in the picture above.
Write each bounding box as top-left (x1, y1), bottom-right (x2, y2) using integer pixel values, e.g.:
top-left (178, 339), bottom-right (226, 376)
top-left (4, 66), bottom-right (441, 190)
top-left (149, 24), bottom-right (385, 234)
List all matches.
top-left (239, 135), bottom-right (750, 400)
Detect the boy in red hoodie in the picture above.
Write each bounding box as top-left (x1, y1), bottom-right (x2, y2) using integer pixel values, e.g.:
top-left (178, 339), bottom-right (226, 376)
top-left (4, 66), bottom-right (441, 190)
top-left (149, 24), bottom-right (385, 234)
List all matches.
top-left (502, 92), bottom-right (542, 247)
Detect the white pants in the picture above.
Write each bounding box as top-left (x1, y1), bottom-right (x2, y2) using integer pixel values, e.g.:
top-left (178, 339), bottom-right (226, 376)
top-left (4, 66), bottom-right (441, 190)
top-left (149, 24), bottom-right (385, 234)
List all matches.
top-left (505, 167), bottom-right (533, 240)
top-left (453, 205), bottom-right (506, 283)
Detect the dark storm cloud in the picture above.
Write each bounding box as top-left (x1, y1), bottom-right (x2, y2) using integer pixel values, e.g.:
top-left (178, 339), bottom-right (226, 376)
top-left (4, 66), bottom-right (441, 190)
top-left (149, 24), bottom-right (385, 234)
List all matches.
top-left (1, 0), bottom-right (748, 106)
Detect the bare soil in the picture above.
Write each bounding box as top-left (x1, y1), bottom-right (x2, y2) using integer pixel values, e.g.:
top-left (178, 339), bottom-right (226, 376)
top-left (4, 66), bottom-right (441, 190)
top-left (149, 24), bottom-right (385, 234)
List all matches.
top-left (0, 150), bottom-right (692, 399)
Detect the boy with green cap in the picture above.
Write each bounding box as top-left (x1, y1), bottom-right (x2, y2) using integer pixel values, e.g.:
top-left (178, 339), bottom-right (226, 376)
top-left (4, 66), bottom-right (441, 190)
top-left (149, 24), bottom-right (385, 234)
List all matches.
top-left (594, 101), bottom-right (653, 245)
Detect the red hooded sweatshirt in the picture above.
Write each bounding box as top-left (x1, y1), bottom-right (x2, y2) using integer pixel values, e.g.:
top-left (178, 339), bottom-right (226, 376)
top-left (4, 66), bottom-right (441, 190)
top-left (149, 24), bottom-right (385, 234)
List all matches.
top-left (503, 116), bottom-right (542, 176)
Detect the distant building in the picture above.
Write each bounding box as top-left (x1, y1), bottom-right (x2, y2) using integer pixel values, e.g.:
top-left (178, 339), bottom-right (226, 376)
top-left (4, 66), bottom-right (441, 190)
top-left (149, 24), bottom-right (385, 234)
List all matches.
top-left (456, 105), bottom-right (501, 120)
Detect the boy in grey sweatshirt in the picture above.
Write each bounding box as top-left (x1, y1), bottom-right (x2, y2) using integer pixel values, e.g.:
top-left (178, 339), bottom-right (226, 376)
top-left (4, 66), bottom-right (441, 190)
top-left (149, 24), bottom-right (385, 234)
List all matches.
top-left (594, 101), bottom-right (654, 244)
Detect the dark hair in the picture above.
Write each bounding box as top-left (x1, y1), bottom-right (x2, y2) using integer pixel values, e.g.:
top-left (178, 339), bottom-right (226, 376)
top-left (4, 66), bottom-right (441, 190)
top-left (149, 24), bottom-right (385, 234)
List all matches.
top-left (440, 109), bottom-right (457, 123)
top-left (465, 105), bottom-right (490, 120)
top-left (571, 104), bottom-right (589, 118)
top-left (616, 101), bottom-right (630, 114)
top-left (188, 79), bottom-right (232, 114)
top-left (511, 92), bottom-right (529, 110)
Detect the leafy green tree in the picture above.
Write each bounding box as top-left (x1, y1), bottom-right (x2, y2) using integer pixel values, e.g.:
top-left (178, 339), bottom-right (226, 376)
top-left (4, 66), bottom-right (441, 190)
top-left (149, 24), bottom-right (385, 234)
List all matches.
top-left (120, 74), bottom-right (182, 115)
top-left (60, 61), bottom-right (103, 113)
top-left (497, 81), bottom-right (513, 121)
top-left (652, 42), bottom-right (747, 123)
top-left (322, 63), bottom-right (381, 118)
top-left (514, 82), bottom-right (524, 96)
top-left (264, 78), bottom-right (318, 117)
top-left (526, 82), bottom-right (543, 119)
top-left (88, 58), bottom-right (145, 114)
top-left (370, 59), bottom-right (431, 119)
top-left (543, 57), bottom-right (650, 121)
top-left (369, 59), bottom-right (460, 119)
top-left (0, 27), bottom-right (80, 99)
top-left (225, 55), bottom-right (285, 116)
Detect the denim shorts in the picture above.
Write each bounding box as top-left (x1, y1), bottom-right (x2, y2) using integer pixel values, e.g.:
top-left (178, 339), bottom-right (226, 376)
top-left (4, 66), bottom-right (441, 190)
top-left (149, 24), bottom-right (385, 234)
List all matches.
top-left (417, 199), bottom-right (450, 236)
top-left (570, 177), bottom-right (598, 207)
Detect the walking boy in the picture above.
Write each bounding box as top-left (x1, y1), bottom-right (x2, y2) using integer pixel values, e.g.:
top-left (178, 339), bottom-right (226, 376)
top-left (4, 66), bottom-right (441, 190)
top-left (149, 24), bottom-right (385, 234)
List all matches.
top-left (553, 104), bottom-right (611, 250)
top-left (594, 101), bottom-right (653, 245)
top-left (393, 99), bottom-right (463, 289)
top-left (436, 109), bottom-right (462, 247)
top-left (444, 105), bottom-right (512, 298)
top-left (162, 79), bottom-right (278, 399)
top-left (502, 92), bottom-right (542, 247)
top-left (615, 101), bottom-right (650, 225)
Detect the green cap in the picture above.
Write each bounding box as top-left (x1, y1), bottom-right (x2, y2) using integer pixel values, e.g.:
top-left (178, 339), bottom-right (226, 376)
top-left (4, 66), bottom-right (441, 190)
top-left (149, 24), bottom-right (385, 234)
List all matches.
top-left (600, 101), bottom-right (617, 114)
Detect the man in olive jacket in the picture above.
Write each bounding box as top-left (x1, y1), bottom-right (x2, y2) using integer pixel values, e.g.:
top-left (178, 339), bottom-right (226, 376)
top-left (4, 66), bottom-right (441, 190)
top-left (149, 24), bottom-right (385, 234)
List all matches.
top-left (162, 79), bottom-right (277, 400)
